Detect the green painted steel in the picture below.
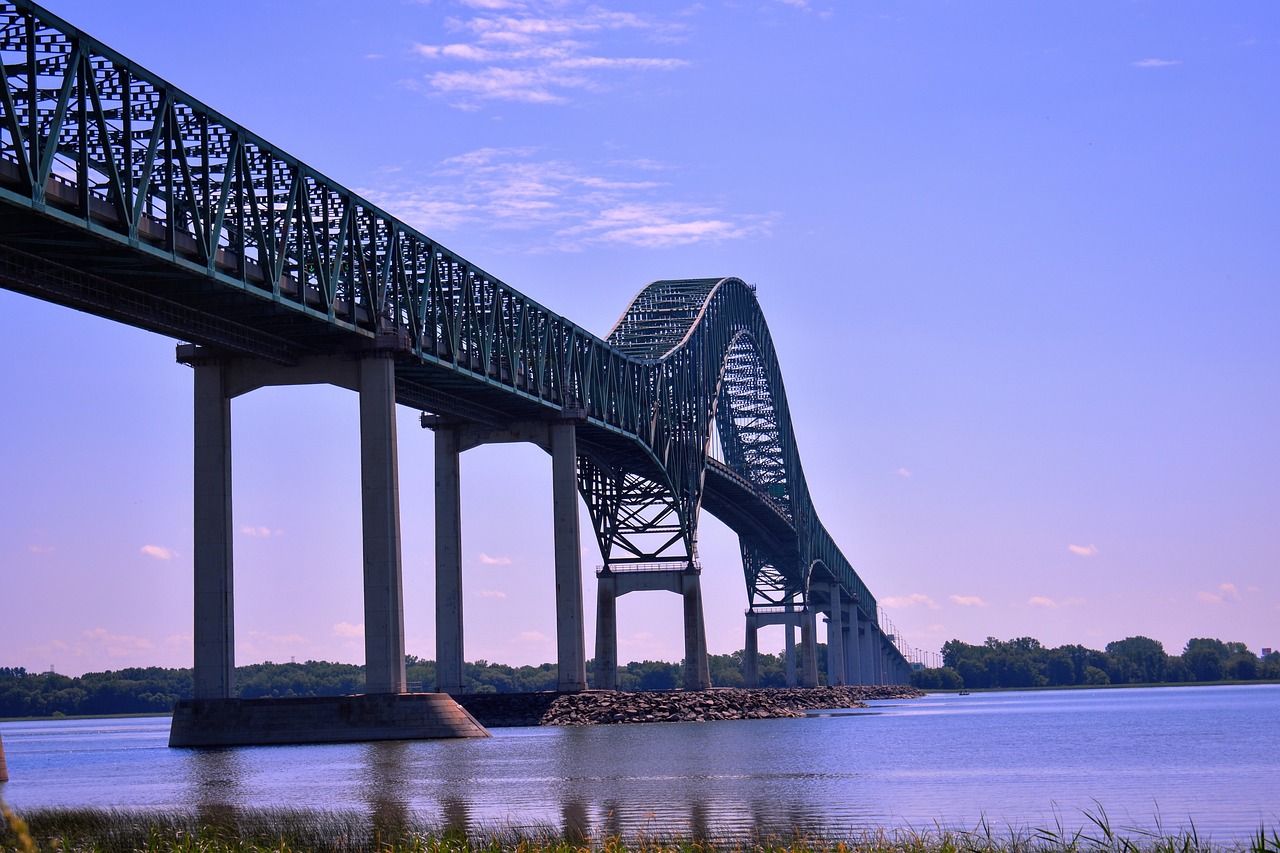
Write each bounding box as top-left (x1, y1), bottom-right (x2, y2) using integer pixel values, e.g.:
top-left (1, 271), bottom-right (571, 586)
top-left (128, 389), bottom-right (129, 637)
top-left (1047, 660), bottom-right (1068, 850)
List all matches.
top-left (0, 0), bottom-right (909, 669)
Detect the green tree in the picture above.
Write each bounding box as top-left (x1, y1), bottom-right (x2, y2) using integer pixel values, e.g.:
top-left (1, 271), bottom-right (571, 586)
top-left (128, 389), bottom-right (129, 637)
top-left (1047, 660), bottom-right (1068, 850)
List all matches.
top-left (1106, 636), bottom-right (1167, 684)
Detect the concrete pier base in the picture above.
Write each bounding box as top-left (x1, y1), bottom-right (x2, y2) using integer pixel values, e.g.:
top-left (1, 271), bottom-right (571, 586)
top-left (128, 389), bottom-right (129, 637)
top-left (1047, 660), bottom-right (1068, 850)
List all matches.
top-left (168, 694), bottom-right (490, 747)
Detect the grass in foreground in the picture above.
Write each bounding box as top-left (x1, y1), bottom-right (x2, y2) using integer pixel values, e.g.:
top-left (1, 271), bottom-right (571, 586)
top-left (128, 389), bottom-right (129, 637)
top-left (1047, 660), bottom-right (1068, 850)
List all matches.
top-left (4, 803), bottom-right (1279, 853)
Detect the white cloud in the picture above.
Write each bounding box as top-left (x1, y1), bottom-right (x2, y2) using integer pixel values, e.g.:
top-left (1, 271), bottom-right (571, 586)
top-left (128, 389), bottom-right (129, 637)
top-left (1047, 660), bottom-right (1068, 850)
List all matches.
top-left (140, 544), bottom-right (176, 560)
top-left (949, 594), bottom-right (987, 607)
top-left (882, 593), bottom-right (939, 610)
top-left (1067, 544), bottom-right (1098, 557)
top-left (81, 627), bottom-right (156, 656)
top-left (28, 543), bottom-right (55, 554)
top-left (896, 467), bottom-right (912, 478)
top-left (361, 148), bottom-right (771, 251)
top-left (240, 525), bottom-right (283, 538)
top-left (1133, 58), bottom-right (1180, 69)
top-left (332, 621), bottom-right (364, 638)
top-left (519, 630), bottom-right (549, 642)
top-left (478, 589), bottom-right (508, 598)
top-left (1196, 583), bottom-right (1241, 604)
top-left (479, 552), bottom-right (514, 565)
top-left (1028, 595), bottom-right (1085, 609)
top-left (409, 3), bottom-right (687, 108)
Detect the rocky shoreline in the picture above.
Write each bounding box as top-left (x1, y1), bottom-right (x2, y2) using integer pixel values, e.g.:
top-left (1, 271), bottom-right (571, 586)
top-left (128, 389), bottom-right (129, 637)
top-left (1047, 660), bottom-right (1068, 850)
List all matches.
top-left (457, 685), bottom-right (924, 728)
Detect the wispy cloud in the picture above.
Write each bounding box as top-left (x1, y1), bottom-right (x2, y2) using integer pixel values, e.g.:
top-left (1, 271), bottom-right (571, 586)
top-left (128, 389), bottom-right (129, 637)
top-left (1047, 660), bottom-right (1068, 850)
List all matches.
top-left (240, 525), bottom-right (284, 538)
top-left (1196, 583), bottom-right (1241, 604)
top-left (1067, 543), bottom-right (1098, 557)
top-left (361, 147), bottom-right (773, 251)
top-left (140, 544), bottom-right (176, 561)
top-left (332, 621), bottom-right (364, 638)
top-left (895, 467), bottom-right (912, 478)
top-left (1132, 58), bottom-right (1181, 69)
top-left (478, 589), bottom-right (508, 598)
top-left (28, 543), bottom-right (55, 554)
top-left (949, 594), bottom-right (987, 607)
top-left (882, 593), bottom-right (939, 610)
top-left (81, 627), bottom-right (156, 656)
top-left (408, 2), bottom-right (688, 107)
top-left (1028, 595), bottom-right (1085, 609)
top-left (479, 552), bottom-right (514, 565)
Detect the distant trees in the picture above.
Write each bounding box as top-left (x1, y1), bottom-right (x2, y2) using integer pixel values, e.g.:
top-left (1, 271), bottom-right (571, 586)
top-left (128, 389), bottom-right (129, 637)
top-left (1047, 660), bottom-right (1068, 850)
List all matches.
top-left (911, 635), bottom-right (1280, 690)
top-left (4, 635), bottom-right (1276, 717)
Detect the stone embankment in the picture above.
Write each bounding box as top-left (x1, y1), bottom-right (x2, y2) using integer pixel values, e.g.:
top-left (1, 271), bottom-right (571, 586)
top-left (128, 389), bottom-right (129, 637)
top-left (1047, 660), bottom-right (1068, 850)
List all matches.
top-left (458, 685), bottom-right (923, 728)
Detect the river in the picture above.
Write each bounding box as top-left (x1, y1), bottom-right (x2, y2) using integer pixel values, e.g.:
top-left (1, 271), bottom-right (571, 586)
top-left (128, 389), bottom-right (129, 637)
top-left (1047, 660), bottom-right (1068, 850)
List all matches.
top-left (2, 684), bottom-right (1277, 841)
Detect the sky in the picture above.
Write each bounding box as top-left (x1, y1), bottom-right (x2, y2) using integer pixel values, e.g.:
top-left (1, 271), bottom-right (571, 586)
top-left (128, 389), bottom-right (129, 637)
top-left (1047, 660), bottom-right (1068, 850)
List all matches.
top-left (2, 0), bottom-right (1278, 677)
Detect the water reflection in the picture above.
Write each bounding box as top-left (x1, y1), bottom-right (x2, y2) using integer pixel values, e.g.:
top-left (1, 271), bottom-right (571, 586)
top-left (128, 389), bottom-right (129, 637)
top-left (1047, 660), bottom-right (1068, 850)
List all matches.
top-left (186, 748), bottom-right (244, 829)
top-left (359, 741), bottom-right (410, 840)
top-left (5, 688), bottom-right (1277, 842)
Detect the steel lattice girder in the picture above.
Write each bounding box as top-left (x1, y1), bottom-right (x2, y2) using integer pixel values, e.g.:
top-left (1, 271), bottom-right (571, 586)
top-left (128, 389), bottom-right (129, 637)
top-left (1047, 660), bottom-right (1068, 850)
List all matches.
top-left (0, 0), bottom-right (885, 633)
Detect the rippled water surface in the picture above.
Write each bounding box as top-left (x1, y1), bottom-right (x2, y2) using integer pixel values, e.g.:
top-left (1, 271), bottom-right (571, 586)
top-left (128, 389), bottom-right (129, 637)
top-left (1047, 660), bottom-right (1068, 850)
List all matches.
top-left (3, 685), bottom-right (1278, 840)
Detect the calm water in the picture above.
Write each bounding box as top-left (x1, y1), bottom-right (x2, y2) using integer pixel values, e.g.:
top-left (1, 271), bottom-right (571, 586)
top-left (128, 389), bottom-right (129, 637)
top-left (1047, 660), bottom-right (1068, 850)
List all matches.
top-left (2, 685), bottom-right (1278, 840)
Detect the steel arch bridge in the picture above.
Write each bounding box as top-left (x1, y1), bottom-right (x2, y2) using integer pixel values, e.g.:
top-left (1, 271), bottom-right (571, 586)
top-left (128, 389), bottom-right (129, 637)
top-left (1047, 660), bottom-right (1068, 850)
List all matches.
top-left (0, 0), bottom-right (912, 692)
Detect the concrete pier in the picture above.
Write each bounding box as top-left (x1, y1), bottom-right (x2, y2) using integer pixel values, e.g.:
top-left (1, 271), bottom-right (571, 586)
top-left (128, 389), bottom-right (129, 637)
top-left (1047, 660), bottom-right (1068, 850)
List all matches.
top-left (192, 357), bottom-right (235, 699)
top-left (743, 610), bottom-right (760, 687)
top-left (359, 355), bottom-right (407, 695)
top-left (425, 415), bottom-right (589, 694)
top-left (169, 694), bottom-right (490, 747)
top-left (178, 347), bottom-right (423, 745)
top-left (434, 424), bottom-right (465, 694)
top-left (593, 563), bottom-right (711, 691)
top-left (551, 421), bottom-right (587, 692)
top-left (0, 728), bottom-right (8, 781)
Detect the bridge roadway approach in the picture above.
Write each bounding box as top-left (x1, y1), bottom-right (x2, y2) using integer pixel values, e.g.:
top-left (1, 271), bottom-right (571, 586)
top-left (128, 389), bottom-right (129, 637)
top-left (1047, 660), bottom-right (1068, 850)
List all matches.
top-left (0, 0), bottom-right (911, 744)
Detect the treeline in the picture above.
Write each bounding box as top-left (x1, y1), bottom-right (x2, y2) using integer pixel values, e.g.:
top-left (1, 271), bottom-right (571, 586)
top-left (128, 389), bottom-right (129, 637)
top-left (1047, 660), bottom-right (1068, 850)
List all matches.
top-left (0, 647), bottom-right (825, 718)
top-left (911, 636), bottom-right (1280, 690)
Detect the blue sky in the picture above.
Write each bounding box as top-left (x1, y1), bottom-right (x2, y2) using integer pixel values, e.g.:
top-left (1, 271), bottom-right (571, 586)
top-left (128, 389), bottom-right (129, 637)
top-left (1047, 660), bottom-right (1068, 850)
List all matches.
top-left (2, 0), bottom-right (1277, 676)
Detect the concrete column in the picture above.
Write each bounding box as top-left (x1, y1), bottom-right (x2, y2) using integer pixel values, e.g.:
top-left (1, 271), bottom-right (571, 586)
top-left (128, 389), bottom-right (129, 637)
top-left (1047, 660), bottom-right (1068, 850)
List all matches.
top-left (681, 569), bottom-right (711, 690)
top-left (784, 605), bottom-right (797, 687)
top-left (800, 608), bottom-right (819, 688)
top-left (360, 356), bottom-right (406, 695)
top-left (434, 425), bottom-right (465, 694)
top-left (743, 611), bottom-right (760, 688)
top-left (859, 617), bottom-right (875, 686)
top-left (873, 627), bottom-right (885, 684)
top-left (593, 572), bottom-right (618, 690)
top-left (826, 587), bottom-right (845, 686)
top-left (193, 361), bottom-right (235, 700)
top-left (0, 728), bottom-right (8, 781)
top-left (551, 422), bottom-right (587, 692)
top-left (845, 608), bottom-right (861, 686)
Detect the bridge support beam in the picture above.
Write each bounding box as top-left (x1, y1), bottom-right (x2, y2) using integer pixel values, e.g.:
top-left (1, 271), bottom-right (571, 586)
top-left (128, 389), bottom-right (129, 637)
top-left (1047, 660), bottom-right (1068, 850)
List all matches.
top-left (681, 571), bottom-right (712, 691)
top-left (359, 355), bottom-right (407, 694)
top-left (743, 610), bottom-right (760, 688)
top-left (594, 564), bottom-right (709, 691)
top-left (858, 615), bottom-right (876, 685)
top-left (784, 606), bottom-right (797, 687)
top-left (434, 425), bottom-right (465, 695)
top-left (192, 359), bottom-right (235, 700)
top-left (800, 607), bottom-right (819, 688)
top-left (551, 422), bottom-right (588, 692)
top-left (594, 573), bottom-right (618, 690)
top-left (426, 416), bottom-right (588, 694)
top-left (823, 585), bottom-right (846, 686)
top-left (844, 607), bottom-right (862, 686)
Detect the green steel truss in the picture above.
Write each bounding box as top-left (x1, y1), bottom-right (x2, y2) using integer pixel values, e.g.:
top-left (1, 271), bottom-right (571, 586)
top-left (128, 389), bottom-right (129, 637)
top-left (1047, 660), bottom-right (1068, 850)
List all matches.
top-left (0, 0), bottom-right (897, 641)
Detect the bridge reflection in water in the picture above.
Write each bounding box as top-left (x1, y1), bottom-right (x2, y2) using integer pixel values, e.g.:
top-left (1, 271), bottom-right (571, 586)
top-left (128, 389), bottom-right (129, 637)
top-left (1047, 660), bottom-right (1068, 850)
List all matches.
top-left (181, 729), bottom-right (842, 842)
top-left (0, 0), bottom-right (914, 723)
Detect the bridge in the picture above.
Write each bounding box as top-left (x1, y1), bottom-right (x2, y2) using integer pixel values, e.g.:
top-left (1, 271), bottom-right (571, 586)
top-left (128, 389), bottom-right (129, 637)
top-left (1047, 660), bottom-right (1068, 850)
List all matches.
top-left (0, 0), bottom-right (913, 714)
